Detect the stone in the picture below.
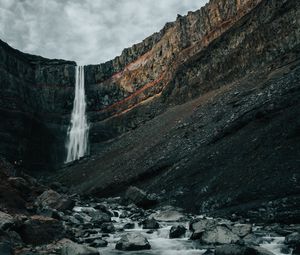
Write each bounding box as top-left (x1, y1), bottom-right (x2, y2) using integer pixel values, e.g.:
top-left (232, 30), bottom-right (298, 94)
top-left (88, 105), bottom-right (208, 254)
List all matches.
top-left (123, 223), bottom-right (135, 229)
top-left (190, 218), bottom-right (217, 240)
top-left (61, 241), bottom-right (100, 255)
top-left (124, 186), bottom-right (158, 209)
top-left (35, 190), bottom-right (74, 212)
top-left (151, 207), bottom-right (184, 222)
top-left (285, 232), bottom-right (300, 247)
top-left (101, 222), bottom-right (115, 233)
top-left (243, 234), bottom-right (263, 246)
top-left (0, 211), bottom-right (14, 231)
top-left (245, 246), bottom-right (276, 255)
top-left (169, 225), bottom-right (187, 238)
top-left (201, 226), bottom-right (240, 244)
top-left (18, 215), bottom-right (65, 245)
top-left (89, 211), bottom-right (111, 224)
top-left (0, 231), bottom-right (12, 255)
top-left (216, 244), bottom-right (246, 255)
top-left (142, 218), bottom-right (159, 229)
top-left (116, 232), bottom-right (151, 251)
top-left (231, 224), bottom-right (252, 237)
top-left (90, 239), bottom-right (108, 248)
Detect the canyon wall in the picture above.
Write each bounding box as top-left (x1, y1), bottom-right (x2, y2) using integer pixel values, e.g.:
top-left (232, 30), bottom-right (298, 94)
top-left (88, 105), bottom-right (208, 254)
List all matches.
top-left (0, 40), bottom-right (75, 170)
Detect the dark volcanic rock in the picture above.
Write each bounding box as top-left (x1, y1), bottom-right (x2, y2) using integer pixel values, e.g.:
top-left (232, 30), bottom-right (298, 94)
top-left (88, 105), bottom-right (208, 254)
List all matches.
top-left (18, 215), bottom-right (65, 245)
top-left (61, 241), bottom-right (100, 255)
top-left (141, 218), bottom-right (160, 229)
top-left (35, 189), bottom-right (74, 212)
top-left (169, 225), bottom-right (186, 238)
top-left (123, 186), bottom-right (158, 209)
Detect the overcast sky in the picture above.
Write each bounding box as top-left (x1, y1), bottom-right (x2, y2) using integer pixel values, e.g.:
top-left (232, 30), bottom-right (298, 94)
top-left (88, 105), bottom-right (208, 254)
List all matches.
top-left (0, 0), bottom-right (208, 65)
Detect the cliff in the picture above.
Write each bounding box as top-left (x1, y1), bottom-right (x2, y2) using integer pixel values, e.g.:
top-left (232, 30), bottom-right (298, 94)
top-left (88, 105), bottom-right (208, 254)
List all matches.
top-left (0, 39), bottom-right (76, 170)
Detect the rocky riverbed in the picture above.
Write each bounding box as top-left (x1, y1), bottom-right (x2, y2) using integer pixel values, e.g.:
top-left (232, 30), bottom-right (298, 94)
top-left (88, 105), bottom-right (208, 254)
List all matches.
top-left (0, 167), bottom-right (299, 255)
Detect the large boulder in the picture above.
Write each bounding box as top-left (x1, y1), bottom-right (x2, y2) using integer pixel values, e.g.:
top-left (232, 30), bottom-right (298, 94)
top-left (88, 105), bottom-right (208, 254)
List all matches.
top-left (116, 232), bottom-right (151, 251)
top-left (190, 218), bottom-right (217, 240)
top-left (124, 186), bottom-right (158, 209)
top-left (216, 244), bottom-right (275, 255)
top-left (142, 218), bottom-right (160, 229)
top-left (201, 226), bottom-right (240, 244)
top-left (151, 206), bottom-right (184, 222)
top-left (18, 215), bottom-right (65, 245)
top-left (169, 225), bottom-right (186, 238)
top-left (231, 224), bottom-right (252, 237)
top-left (35, 190), bottom-right (74, 212)
top-left (285, 232), bottom-right (300, 254)
top-left (0, 231), bottom-right (12, 255)
top-left (0, 211), bottom-right (14, 231)
top-left (61, 241), bottom-right (100, 255)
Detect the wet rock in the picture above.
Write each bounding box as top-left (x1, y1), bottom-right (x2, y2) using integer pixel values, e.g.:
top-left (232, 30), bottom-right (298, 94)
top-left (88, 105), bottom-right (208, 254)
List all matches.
top-left (231, 224), bottom-right (252, 237)
top-left (216, 244), bottom-right (275, 255)
top-left (61, 241), bottom-right (100, 255)
top-left (123, 223), bottom-right (135, 229)
top-left (216, 244), bottom-right (246, 255)
top-left (190, 218), bottom-right (217, 240)
top-left (0, 211), bottom-right (14, 230)
top-left (124, 186), bottom-right (158, 209)
top-left (142, 218), bottom-right (159, 229)
top-left (243, 234), bottom-right (263, 246)
top-left (101, 222), bottom-right (115, 233)
top-left (115, 232), bottom-right (151, 251)
top-left (0, 231), bottom-right (12, 255)
top-left (201, 226), bottom-right (240, 244)
top-left (18, 215), bottom-right (65, 245)
top-left (285, 232), bottom-right (300, 254)
top-left (7, 177), bottom-right (30, 194)
top-left (35, 190), bottom-right (74, 212)
top-left (90, 239), bottom-right (108, 248)
top-left (89, 211), bottom-right (111, 224)
top-left (169, 225), bottom-right (187, 238)
top-left (151, 206), bottom-right (184, 222)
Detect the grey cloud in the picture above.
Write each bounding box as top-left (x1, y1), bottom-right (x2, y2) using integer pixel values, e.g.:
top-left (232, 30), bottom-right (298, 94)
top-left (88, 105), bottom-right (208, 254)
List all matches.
top-left (0, 0), bottom-right (208, 65)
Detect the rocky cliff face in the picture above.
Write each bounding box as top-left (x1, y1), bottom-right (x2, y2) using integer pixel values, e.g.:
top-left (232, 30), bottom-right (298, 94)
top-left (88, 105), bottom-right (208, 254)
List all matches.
top-left (85, 0), bottom-right (263, 145)
top-left (57, 0), bottom-right (300, 222)
top-left (0, 40), bottom-right (76, 170)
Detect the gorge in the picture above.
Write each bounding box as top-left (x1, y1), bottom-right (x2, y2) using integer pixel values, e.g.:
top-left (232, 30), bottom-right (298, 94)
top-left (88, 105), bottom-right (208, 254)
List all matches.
top-left (0, 0), bottom-right (300, 254)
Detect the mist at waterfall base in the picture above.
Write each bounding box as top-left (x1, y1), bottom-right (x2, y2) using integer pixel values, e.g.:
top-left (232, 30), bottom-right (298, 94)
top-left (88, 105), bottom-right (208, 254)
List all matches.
top-left (65, 66), bottom-right (89, 163)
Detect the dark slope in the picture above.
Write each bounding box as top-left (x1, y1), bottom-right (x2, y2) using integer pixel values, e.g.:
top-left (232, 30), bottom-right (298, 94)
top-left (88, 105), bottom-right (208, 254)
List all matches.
top-left (56, 0), bottom-right (300, 222)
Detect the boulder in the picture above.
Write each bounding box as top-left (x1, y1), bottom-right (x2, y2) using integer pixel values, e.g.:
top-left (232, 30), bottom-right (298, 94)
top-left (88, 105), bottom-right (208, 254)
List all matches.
top-left (123, 223), bottom-right (135, 229)
top-left (151, 206), bottom-right (184, 222)
top-left (216, 244), bottom-right (246, 255)
top-left (116, 232), bottom-right (151, 251)
top-left (190, 218), bottom-right (217, 240)
top-left (124, 186), bottom-right (158, 209)
top-left (61, 241), bottom-right (100, 255)
top-left (18, 215), bottom-right (65, 245)
top-left (0, 211), bottom-right (14, 231)
top-left (89, 211), bottom-right (111, 224)
top-left (285, 232), bottom-right (300, 247)
top-left (231, 224), bottom-right (252, 237)
top-left (0, 231), bottom-right (12, 255)
top-left (201, 226), bottom-right (240, 244)
top-left (142, 218), bottom-right (159, 229)
top-left (35, 190), bottom-right (74, 212)
top-left (216, 244), bottom-right (275, 255)
top-left (90, 239), bottom-right (108, 248)
top-left (243, 234), bottom-right (263, 246)
top-left (101, 222), bottom-right (115, 233)
top-left (169, 225), bottom-right (187, 238)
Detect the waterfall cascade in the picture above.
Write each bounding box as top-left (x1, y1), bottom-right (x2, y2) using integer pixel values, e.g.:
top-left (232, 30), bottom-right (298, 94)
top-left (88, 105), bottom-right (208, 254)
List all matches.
top-left (65, 66), bottom-right (89, 163)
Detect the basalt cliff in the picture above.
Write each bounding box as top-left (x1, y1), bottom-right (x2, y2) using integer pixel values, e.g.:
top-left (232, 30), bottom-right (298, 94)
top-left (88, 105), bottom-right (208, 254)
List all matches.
top-left (0, 0), bottom-right (300, 222)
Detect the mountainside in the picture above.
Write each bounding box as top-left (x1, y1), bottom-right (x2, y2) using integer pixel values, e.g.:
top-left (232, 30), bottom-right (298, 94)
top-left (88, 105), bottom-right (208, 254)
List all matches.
top-left (57, 0), bottom-right (300, 221)
top-left (0, 0), bottom-right (299, 223)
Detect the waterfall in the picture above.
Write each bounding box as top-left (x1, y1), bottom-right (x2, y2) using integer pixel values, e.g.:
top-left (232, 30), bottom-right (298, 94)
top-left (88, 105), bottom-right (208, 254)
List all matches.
top-left (65, 66), bottom-right (89, 163)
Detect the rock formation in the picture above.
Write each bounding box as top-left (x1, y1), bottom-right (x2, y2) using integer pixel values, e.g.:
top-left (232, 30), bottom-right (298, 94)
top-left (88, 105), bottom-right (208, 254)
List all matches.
top-left (0, 0), bottom-right (299, 224)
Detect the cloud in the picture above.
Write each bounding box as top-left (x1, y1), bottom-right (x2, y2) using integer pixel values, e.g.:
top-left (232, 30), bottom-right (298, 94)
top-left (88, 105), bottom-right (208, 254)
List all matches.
top-left (0, 0), bottom-right (208, 65)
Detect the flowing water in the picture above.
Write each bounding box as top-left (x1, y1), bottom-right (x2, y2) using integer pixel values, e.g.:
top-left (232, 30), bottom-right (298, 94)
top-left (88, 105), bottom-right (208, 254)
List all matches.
top-left (65, 65), bottom-right (89, 163)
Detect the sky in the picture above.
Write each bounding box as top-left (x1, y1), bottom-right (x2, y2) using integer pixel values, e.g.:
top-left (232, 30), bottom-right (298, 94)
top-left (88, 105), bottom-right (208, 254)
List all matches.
top-left (0, 0), bottom-right (208, 65)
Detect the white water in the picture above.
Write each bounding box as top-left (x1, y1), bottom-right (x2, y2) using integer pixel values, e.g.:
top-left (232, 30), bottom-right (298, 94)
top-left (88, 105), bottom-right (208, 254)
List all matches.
top-left (65, 66), bottom-right (89, 163)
